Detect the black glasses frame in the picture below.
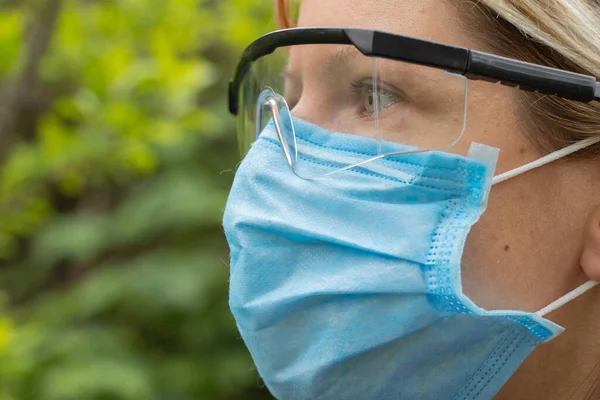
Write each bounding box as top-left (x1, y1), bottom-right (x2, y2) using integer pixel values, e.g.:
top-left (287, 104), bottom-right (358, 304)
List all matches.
top-left (228, 27), bottom-right (600, 115)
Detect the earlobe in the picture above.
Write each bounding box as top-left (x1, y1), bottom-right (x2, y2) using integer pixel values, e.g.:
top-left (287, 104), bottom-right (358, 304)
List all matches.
top-left (580, 206), bottom-right (600, 282)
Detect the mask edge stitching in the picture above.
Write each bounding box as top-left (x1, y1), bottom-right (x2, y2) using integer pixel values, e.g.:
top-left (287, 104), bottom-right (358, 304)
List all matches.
top-left (425, 158), bottom-right (475, 297)
top-left (451, 328), bottom-right (524, 400)
top-left (262, 131), bottom-right (476, 173)
top-left (467, 330), bottom-right (530, 400)
top-left (294, 134), bottom-right (460, 172)
top-left (262, 138), bottom-right (466, 193)
top-left (502, 315), bottom-right (553, 341)
top-left (450, 327), bottom-right (513, 400)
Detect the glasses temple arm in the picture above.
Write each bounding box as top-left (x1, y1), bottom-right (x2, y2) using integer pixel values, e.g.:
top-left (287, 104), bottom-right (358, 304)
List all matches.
top-left (466, 51), bottom-right (598, 102)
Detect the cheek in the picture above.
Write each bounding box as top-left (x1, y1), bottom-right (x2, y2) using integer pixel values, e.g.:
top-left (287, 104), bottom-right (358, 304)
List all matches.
top-left (457, 86), bottom-right (544, 311)
top-left (460, 165), bottom-right (589, 313)
top-left (455, 81), bottom-right (543, 171)
top-left (461, 183), bottom-right (541, 311)
top-left (456, 81), bottom-right (587, 312)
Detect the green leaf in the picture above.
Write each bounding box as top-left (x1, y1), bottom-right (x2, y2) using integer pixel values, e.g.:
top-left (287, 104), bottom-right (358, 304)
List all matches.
top-left (0, 0), bottom-right (273, 398)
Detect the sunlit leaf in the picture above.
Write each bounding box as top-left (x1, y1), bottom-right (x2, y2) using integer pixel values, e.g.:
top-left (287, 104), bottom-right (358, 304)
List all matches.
top-left (0, 0), bottom-right (275, 398)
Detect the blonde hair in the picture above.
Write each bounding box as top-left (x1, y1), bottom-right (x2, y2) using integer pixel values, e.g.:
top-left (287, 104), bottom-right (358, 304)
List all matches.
top-left (274, 0), bottom-right (600, 156)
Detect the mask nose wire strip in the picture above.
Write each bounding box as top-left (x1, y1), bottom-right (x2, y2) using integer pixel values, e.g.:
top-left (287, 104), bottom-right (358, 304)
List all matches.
top-left (492, 136), bottom-right (600, 185)
top-left (536, 281), bottom-right (599, 317)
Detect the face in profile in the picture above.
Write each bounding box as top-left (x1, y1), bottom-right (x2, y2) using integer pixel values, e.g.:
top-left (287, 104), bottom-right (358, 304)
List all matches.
top-left (225, 1), bottom-right (600, 399)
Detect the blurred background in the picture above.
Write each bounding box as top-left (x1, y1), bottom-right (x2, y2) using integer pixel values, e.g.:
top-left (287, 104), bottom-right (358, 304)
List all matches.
top-left (0, 0), bottom-right (275, 398)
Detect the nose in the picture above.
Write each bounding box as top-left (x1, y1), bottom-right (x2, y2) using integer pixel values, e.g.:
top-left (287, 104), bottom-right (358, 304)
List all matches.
top-left (288, 90), bottom-right (337, 132)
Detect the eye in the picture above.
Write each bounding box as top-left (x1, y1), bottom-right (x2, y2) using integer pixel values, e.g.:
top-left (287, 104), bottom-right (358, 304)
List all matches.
top-left (364, 88), bottom-right (399, 114)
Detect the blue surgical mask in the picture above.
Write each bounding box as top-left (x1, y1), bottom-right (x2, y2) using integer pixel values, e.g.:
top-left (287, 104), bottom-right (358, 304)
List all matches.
top-left (223, 117), bottom-right (600, 400)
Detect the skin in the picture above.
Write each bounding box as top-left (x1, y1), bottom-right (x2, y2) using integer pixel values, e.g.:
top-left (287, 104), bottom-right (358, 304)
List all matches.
top-left (292, 0), bottom-right (600, 398)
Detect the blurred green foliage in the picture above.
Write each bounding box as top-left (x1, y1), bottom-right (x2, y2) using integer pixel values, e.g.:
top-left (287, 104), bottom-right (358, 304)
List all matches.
top-left (0, 0), bottom-right (275, 398)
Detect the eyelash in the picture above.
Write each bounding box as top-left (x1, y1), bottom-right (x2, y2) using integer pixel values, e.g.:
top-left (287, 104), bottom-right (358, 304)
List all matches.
top-left (349, 79), bottom-right (401, 116)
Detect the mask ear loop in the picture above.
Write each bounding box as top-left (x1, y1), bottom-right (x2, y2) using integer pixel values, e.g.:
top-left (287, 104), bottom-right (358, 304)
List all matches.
top-left (536, 281), bottom-right (598, 317)
top-left (493, 136), bottom-right (600, 185)
top-left (492, 135), bottom-right (600, 317)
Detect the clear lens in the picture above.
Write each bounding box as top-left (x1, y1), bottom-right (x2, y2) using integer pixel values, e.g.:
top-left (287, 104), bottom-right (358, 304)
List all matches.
top-left (237, 44), bottom-right (468, 177)
top-left (373, 55), bottom-right (467, 150)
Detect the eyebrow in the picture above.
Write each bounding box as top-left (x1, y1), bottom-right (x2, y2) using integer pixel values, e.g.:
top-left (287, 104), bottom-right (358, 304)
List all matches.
top-left (287, 44), bottom-right (432, 92)
top-left (324, 46), bottom-right (362, 76)
top-left (285, 46), bottom-right (364, 80)
top-left (322, 46), bottom-right (433, 91)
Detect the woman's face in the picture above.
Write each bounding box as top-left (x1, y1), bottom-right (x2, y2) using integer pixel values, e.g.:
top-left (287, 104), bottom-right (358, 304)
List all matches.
top-left (293, 0), bottom-right (600, 397)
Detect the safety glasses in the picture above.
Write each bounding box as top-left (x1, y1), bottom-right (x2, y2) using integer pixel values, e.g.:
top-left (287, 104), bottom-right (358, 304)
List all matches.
top-left (228, 27), bottom-right (600, 178)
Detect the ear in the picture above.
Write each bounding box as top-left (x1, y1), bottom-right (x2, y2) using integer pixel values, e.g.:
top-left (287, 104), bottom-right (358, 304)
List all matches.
top-left (580, 206), bottom-right (600, 282)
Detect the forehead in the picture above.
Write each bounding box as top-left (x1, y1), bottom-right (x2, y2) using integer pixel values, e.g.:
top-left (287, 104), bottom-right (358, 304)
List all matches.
top-left (296, 0), bottom-right (470, 48)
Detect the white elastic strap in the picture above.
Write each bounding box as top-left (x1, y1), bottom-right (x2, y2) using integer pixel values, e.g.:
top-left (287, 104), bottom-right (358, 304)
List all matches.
top-left (493, 136), bottom-right (600, 185)
top-left (536, 281), bottom-right (599, 317)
